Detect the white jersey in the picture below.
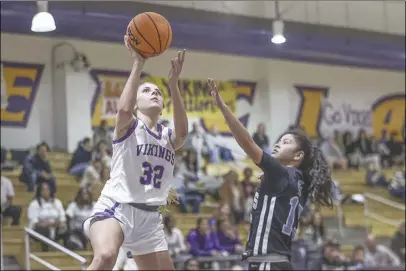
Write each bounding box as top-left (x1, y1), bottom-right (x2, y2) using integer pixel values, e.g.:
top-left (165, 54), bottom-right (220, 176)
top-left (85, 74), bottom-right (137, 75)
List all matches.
top-left (101, 118), bottom-right (175, 205)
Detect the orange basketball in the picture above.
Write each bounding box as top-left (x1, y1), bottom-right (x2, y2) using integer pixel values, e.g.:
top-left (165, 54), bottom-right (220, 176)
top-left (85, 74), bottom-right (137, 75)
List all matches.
top-left (126, 12), bottom-right (172, 58)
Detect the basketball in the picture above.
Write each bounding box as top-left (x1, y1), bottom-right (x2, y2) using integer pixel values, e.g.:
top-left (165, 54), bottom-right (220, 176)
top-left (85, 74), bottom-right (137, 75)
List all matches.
top-left (126, 12), bottom-right (172, 58)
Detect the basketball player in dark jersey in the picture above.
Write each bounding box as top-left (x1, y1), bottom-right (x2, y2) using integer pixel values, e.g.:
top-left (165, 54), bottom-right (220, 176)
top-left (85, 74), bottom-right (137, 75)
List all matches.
top-left (208, 79), bottom-right (334, 270)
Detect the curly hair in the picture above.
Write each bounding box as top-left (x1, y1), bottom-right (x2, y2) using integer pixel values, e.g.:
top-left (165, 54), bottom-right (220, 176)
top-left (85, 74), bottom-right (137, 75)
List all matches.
top-left (284, 129), bottom-right (334, 208)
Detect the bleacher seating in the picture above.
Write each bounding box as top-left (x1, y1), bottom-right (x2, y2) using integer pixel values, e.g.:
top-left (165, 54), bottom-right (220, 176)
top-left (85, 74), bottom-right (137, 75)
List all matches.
top-left (2, 152), bottom-right (404, 270)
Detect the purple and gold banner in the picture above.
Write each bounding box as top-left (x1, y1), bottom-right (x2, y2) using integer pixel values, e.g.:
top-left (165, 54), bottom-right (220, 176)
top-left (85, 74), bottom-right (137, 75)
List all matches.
top-left (1, 62), bottom-right (44, 127)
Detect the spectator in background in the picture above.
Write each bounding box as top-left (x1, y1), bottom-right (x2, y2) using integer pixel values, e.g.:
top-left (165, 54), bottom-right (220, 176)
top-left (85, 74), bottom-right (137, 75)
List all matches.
top-left (213, 218), bottom-right (243, 255)
top-left (80, 158), bottom-right (103, 191)
top-left (291, 232), bottom-right (309, 270)
top-left (342, 131), bottom-right (358, 168)
top-left (93, 140), bottom-right (112, 168)
top-left (320, 136), bottom-right (348, 170)
top-left (163, 215), bottom-right (187, 257)
top-left (365, 162), bottom-right (389, 188)
top-left (27, 182), bottom-right (67, 251)
top-left (352, 129), bottom-right (381, 170)
top-left (209, 203), bottom-right (231, 231)
top-left (252, 123), bottom-right (269, 151)
top-left (376, 131), bottom-right (392, 168)
top-left (219, 170), bottom-right (245, 224)
top-left (177, 150), bottom-right (204, 214)
top-left (1, 176), bottom-right (22, 225)
top-left (186, 217), bottom-right (220, 257)
top-left (240, 167), bottom-right (256, 199)
top-left (205, 125), bottom-right (221, 163)
top-left (311, 239), bottom-right (347, 270)
top-left (68, 137), bottom-right (93, 178)
top-left (388, 170), bottom-right (405, 200)
top-left (364, 233), bottom-right (401, 267)
top-left (387, 132), bottom-right (405, 166)
top-left (65, 188), bottom-right (94, 250)
top-left (20, 142), bottom-right (56, 193)
top-left (333, 130), bottom-right (346, 154)
top-left (186, 217), bottom-right (219, 257)
top-left (347, 245), bottom-right (365, 270)
top-left (184, 122), bottom-right (208, 169)
top-left (390, 220), bottom-right (405, 263)
top-left (93, 119), bottom-right (113, 150)
top-left (183, 258), bottom-right (199, 271)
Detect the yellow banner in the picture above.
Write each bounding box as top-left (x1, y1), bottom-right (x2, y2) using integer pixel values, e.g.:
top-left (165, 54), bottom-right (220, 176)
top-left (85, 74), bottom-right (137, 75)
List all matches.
top-left (90, 70), bottom-right (256, 135)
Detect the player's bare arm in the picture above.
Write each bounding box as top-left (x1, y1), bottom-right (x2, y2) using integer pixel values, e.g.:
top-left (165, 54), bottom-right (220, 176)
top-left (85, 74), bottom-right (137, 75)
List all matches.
top-left (208, 78), bottom-right (263, 164)
top-left (168, 50), bottom-right (188, 150)
top-left (115, 35), bottom-right (145, 139)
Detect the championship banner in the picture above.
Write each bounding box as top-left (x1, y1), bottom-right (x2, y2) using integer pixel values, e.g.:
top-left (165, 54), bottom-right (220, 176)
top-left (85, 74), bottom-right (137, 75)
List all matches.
top-left (1, 61), bottom-right (44, 127)
top-left (90, 69), bottom-right (257, 135)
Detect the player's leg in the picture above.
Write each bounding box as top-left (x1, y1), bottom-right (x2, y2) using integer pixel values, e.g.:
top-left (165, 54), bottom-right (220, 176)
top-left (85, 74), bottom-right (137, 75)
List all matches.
top-left (87, 218), bottom-right (124, 270)
top-left (134, 251), bottom-right (174, 270)
top-left (129, 210), bottom-right (174, 270)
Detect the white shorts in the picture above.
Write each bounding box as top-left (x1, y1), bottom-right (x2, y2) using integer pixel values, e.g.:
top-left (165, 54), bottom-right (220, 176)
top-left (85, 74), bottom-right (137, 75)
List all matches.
top-left (83, 195), bottom-right (168, 256)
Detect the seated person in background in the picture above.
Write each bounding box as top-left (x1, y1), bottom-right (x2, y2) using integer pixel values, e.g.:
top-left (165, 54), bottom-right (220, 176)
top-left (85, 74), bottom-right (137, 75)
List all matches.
top-left (93, 119), bottom-right (113, 151)
top-left (320, 136), bottom-right (348, 170)
top-left (352, 129), bottom-right (382, 170)
top-left (209, 203), bottom-right (231, 231)
top-left (1, 176), bottom-right (22, 225)
top-left (252, 123), bottom-right (269, 151)
top-left (65, 188), bottom-right (94, 250)
top-left (388, 170), bottom-right (405, 200)
top-left (68, 137), bottom-right (93, 178)
top-left (387, 132), bottom-right (405, 167)
top-left (310, 238), bottom-right (348, 270)
top-left (27, 182), bottom-right (67, 251)
top-left (163, 215), bottom-right (187, 257)
top-left (20, 142), bottom-right (56, 193)
top-left (79, 158), bottom-right (103, 191)
top-left (93, 140), bottom-right (112, 169)
top-left (390, 220), bottom-right (405, 263)
top-left (177, 150), bottom-right (204, 214)
top-left (240, 167), bottom-right (256, 200)
top-left (219, 170), bottom-right (245, 224)
top-left (365, 162), bottom-right (389, 188)
top-left (347, 245), bottom-right (365, 270)
top-left (183, 258), bottom-right (200, 271)
top-left (186, 217), bottom-right (219, 257)
top-left (213, 218), bottom-right (243, 255)
top-left (1, 149), bottom-right (20, 171)
top-left (364, 233), bottom-right (401, 267)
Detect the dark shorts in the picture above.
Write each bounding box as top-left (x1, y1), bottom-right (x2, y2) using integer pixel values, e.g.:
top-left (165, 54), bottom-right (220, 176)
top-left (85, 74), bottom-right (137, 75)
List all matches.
top-left (248, 261), bottom-right (294, 271)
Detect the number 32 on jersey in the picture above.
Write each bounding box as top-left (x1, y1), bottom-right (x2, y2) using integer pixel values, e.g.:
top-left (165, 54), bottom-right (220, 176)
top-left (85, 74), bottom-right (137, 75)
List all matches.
top-left (139, 161), bottom-right (164, 188)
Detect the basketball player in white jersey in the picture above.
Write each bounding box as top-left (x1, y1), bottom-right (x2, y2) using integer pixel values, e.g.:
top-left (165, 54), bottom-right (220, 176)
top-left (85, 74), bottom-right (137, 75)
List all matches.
top-left (83, 35), bottom-right (188, 270)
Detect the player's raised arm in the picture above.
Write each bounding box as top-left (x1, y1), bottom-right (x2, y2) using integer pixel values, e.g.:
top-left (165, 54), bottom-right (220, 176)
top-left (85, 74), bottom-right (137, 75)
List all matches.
top-left (115, 35), bottom-right (145, 136)
top-left (167, 50), bottom-right (188, 150)
top-left (208, 78), bottom-right (263, 164)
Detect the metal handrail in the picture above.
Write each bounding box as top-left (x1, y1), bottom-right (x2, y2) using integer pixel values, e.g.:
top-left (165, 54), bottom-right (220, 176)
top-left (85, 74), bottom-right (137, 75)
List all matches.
top-left (24, 227), bottom-right (87, 270)
top-left (363, 192), bottom-right (405, 234)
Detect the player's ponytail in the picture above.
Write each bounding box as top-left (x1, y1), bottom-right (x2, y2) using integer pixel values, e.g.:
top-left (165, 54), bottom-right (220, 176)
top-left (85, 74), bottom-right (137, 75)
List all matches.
top-left (304, 146), bottom-right (334, 208)
top-left (288, 130), bottom-right (334, 208)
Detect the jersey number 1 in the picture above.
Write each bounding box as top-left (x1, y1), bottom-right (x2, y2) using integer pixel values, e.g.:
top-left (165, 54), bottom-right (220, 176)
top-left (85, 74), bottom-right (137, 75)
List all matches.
top-left (139, 161), bottom-right (164, 189)
top-left (282, 196), bottom-right (303, 237)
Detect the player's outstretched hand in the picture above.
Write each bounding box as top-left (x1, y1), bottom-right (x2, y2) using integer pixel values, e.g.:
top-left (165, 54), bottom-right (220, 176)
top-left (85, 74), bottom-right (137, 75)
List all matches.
top-left (208, 78), bottom-right (225, 109)
top-left (124, 35), bottom-right (145, 64)
top-left (168, 49), bottom-right (186, 87)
